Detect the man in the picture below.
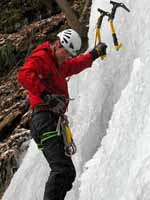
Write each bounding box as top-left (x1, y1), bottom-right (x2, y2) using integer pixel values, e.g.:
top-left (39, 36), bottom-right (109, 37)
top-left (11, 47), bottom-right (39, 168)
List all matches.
top-left (18, 29), bottom-right (107, 200)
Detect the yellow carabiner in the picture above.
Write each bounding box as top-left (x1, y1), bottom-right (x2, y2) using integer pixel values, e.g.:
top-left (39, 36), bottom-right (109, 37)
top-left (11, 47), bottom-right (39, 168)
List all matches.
top-left (65, 125), bottom-right (72, 145)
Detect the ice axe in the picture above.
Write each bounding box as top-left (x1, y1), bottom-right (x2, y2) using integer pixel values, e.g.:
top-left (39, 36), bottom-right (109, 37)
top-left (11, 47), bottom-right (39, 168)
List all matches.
top-left (95, 1), bottom-right (130, 53)
top-left (108, 1), bottom-right (130, 50)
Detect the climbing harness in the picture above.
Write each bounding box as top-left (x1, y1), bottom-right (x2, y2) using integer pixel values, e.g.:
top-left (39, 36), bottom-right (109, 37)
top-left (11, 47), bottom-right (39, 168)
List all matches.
top-left (35, 96), bottom-right (76, 154)
top-left (37, 130), bottom-right (58, 150)
top-left (37, 113), bottom-right (77, 157)
top-left (95, 1), bottom-right (130, 57)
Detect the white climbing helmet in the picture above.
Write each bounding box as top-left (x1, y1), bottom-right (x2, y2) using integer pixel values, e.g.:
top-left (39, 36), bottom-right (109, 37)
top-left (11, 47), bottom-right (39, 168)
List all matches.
top-left (57, 29), bottom-right (82, 56)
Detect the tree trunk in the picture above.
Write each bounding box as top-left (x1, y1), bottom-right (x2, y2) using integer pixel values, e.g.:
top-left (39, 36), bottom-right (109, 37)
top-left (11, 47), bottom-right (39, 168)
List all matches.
top-left (79, 0), bottom-right (92, 23)
top-left (54, 0), bottom-right (89, 51)
top-left (54, 0), bottom-right (86, 37)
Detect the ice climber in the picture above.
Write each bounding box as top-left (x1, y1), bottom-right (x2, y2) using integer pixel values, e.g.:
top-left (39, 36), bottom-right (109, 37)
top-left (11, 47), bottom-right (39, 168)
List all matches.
top-left (18, 28), bottom-right (107, 200)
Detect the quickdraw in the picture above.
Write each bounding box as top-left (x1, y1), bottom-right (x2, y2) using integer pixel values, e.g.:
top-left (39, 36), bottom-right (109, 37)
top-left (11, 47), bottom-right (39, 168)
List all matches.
top-left (56, 115), bottom-right (77, 157)
top-left (95, 1), bottom-right (130, 57)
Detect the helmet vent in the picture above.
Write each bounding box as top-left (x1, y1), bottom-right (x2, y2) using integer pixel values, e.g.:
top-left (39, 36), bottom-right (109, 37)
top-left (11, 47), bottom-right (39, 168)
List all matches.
top-left (64, 32), bottom-right (71, 36)
top-left (63, 37), bottom-right (68, 43)
top-left (64, 34), bottom-right (71, 39)
top-left (65, 30), bottom-right (71, 33)
top-left (69, 43), bottom-right (74, 49)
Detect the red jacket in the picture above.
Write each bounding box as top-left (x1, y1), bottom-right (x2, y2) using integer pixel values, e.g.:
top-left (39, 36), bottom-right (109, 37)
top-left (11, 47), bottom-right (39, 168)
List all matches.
top-left (18, 41), bottom-right (93, 108)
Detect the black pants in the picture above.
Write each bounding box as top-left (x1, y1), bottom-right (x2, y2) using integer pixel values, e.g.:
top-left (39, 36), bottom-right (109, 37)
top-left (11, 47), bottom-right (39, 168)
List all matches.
top-left (31, 111), bottom-right (76, 200)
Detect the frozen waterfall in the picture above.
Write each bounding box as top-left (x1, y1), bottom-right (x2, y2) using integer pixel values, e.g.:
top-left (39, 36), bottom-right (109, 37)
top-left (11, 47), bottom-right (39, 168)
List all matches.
top-left (2, 0), bottom-right (150, 200)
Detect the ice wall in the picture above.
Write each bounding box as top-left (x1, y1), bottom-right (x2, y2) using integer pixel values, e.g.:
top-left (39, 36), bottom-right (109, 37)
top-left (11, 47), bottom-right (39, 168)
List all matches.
top-left (2, 0), bottom-right (147, 199)
top-left (79, 0), bottom-right (150, 199)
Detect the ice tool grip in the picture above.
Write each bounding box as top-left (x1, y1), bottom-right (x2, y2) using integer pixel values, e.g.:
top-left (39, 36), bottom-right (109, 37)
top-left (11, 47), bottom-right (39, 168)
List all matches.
top-left (95, 26), bottom-right (106, 60)
top-left (100, 54), bottom-right (106, 60)
top-left (95, 8), bottom-right (109, 60)
top-left (95, 9), bottom-right (107, 45)
top-left (95, 25), bottom-right (102, 44)
top-left (109, 19), bottom-right (122, 50)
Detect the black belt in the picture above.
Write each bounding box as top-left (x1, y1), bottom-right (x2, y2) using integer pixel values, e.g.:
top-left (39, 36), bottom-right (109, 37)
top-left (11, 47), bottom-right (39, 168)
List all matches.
top-left (32, 105), bottom-right (50, 113)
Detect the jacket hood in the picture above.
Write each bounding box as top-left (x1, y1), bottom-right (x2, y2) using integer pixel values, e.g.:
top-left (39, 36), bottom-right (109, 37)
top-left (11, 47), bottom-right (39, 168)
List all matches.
top-left (31, 41), bottom-right (52, 55)
top-left (26, 41), bottom-right (58, 69)
top-left (24, 42), bottom-right (53, 63)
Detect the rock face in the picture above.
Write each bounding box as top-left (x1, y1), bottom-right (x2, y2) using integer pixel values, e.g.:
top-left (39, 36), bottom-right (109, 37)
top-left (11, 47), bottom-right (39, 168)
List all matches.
top-left (0, 68), bottom-right (31, 196)
top-left (0, 129), bottom-right (30, 197)
top-left (0, 0), bottom-right (61, 34)
top-left (0, 12), bottom-right (66, 76)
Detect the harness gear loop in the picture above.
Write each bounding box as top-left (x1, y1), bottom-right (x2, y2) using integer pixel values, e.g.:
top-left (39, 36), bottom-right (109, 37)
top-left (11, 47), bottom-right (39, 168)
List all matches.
top-left (109, 19), bottom-right (122, 50)
top-left (57, 115), bottom-right (77, 157)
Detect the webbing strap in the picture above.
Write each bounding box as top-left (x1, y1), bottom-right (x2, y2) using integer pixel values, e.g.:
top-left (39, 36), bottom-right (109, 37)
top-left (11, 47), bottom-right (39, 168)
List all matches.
top-left (36, 103), bottom-right (49, 108)
top-left (41, 133), bottom-right (58, 143)
top-left (40, 131), bottom-right (58, 139)
top-left (37, 131), bottom-right (58, 150)
top-left (40, 131), bottom-right (58, 142)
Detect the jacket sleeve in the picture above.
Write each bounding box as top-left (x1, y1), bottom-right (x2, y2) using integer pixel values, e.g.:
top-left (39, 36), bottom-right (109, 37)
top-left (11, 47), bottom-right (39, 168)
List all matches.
top-left (59, 53), bottom-right (93, 78)
top-left (17, 57), bottom-right (46, 96)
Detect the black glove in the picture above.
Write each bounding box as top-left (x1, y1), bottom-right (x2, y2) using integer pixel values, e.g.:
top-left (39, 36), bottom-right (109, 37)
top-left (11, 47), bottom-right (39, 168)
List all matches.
top-left (90, 42), bottom-right (107, 60)
top-left (41, 92), bottom-right (66, 114)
